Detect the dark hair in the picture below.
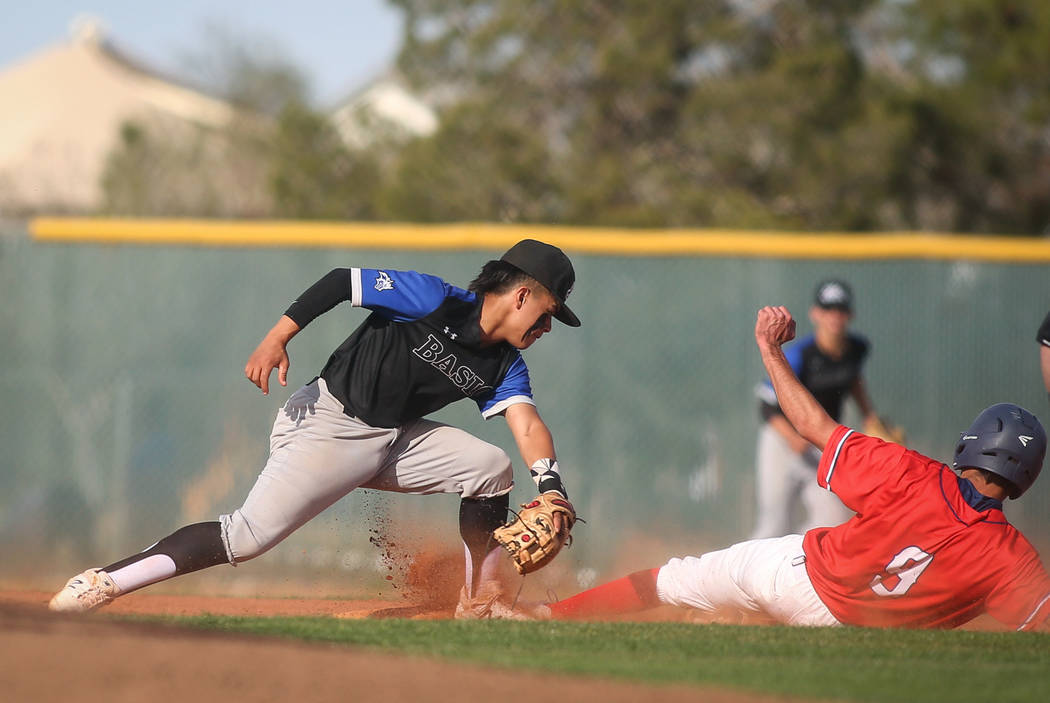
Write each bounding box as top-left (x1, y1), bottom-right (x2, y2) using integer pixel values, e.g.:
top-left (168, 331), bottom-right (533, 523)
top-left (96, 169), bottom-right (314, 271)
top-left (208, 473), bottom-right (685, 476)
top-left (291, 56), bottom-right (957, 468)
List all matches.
top-left (468, 260), bottom-right (539, 295)
top-left (974, 468), bottom-right (1019, 497)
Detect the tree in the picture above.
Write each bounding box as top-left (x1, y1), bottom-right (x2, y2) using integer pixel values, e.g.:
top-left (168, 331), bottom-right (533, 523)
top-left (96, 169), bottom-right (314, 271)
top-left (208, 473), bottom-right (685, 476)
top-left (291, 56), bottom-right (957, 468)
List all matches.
top-left (101, 23), bottom-right (377, 219)
top-left (269, 103), bottom-right (380, 220)
top-left (177, 21), bottom-right (312, 115)
top-left (888, 0), bottom-right (1050, 233)
top-left (385, 0), bottom-right (1050, 233)
top-left (385, 0), bottom-right (904, 229)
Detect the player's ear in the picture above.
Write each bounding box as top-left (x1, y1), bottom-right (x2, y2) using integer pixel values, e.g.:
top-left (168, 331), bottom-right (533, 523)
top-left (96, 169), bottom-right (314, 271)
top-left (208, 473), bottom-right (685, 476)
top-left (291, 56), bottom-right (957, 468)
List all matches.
top-left (515, 286), bottom-right (529, 309)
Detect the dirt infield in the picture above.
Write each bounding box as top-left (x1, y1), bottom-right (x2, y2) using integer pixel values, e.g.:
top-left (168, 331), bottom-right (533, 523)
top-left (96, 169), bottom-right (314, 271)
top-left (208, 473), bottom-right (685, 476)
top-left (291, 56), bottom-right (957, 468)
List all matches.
top-left (0, 591), bottom-right (792, 703)
top-left (0, 588), bottom-right (429, 619)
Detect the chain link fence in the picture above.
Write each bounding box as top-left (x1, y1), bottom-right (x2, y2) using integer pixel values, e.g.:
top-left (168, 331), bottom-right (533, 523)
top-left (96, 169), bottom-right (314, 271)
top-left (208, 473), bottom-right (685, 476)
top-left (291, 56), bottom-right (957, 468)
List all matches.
top-left (2, 220), bottom-right (1048, 595)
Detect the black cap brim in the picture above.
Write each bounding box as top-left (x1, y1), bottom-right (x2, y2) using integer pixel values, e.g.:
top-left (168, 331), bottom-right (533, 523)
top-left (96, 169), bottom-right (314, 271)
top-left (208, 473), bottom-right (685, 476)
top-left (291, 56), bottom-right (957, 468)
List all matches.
top-left (554, 303), bottom-right (581, 327)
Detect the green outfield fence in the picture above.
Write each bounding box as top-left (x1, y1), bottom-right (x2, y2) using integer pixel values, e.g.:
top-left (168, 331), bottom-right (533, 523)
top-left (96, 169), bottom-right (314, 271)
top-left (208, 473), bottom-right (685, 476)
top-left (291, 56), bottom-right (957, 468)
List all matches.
top-left (3, 218), bottom-right (1048, 595)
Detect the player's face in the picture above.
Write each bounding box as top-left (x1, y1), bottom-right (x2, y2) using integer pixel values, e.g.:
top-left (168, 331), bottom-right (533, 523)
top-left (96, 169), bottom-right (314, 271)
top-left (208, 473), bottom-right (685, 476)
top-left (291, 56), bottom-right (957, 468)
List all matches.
top-left (512, 287), bottom-right (557, 349)
top-left (810, 306), bottom-right (852, 338)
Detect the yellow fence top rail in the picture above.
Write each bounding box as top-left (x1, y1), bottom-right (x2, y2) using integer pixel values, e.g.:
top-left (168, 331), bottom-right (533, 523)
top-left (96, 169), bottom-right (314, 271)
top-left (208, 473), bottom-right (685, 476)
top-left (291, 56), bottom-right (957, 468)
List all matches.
top-left (29, 217), bottom-right (1050, 262)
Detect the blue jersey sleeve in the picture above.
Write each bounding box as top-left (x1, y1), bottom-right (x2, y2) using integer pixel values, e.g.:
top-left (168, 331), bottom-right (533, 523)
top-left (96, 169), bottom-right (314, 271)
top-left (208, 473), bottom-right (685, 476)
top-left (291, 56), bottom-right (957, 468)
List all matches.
top-left (352, 268), bottom-right (456, 321)
top-left (476, 354), bottom-right (535, 418)
top-left (783, 335), bottom-right (809, 375)
top-left (756, 336), bottom-right (809, 407)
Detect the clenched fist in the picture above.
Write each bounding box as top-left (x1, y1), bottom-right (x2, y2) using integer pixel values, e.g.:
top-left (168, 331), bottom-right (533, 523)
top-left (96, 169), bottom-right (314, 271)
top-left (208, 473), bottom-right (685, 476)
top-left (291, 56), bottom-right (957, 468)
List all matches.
top-left (755, 306), bottom-right (796, 351)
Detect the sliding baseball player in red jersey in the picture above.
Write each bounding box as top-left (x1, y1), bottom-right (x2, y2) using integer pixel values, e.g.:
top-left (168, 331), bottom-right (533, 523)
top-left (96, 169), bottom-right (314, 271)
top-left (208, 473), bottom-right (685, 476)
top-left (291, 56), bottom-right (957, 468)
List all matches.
top-left (548, 306), bottom-right (1050, 630)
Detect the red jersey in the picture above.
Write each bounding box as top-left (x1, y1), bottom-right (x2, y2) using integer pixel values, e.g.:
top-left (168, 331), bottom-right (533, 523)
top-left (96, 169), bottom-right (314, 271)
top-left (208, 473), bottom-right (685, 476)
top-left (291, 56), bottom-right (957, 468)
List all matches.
top-left (802, 425), bottom-right (1050, 630)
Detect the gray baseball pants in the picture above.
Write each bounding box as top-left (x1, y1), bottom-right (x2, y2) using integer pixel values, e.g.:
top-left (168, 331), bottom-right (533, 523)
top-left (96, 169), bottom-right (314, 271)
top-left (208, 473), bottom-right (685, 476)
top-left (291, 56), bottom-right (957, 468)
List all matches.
top-left (750, 423), bottom-right (853, 539)
top-left (219, 378), bottom-right (513, 564)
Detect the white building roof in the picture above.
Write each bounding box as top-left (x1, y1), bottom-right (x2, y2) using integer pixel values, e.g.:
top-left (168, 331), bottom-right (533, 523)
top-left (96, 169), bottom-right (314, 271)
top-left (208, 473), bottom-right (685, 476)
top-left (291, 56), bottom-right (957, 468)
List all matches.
top-left (329, 71), bottom-right (438, 148)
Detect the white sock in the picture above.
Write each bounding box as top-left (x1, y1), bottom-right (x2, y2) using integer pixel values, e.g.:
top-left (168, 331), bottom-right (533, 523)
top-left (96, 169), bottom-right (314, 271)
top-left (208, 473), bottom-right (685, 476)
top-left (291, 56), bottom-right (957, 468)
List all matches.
top-left (107, 554), bottom-right (177, 593)
top-left (463, 544), bottom-right (503, 597)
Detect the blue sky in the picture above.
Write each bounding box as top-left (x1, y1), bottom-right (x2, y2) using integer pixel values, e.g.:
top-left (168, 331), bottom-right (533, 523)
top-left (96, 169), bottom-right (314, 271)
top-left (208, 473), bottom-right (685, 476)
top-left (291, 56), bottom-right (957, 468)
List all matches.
top-left (1, 1), bottom-right (404, 105)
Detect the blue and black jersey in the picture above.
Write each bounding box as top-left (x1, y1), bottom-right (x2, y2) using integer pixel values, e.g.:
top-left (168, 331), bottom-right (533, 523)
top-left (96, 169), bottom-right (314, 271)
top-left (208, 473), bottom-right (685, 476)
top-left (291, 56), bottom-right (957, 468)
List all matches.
top-left (756, 332), bottom-right (869, 422)
top-left (285, 268), bottom-right (533, 428)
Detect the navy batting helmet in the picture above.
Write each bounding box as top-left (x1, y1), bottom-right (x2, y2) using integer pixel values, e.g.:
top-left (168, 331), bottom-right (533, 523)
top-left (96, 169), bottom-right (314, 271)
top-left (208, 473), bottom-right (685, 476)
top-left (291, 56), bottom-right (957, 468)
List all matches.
top-left (952, 403), bottom-right (1046, 499)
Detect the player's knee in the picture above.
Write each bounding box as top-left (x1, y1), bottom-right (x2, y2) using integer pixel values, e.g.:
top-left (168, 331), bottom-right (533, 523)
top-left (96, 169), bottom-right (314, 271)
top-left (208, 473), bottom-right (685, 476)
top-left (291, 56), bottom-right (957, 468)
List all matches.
top-left (220, 511), bottom-right (283, 563)
top-left (467, 442), bottom-right (512, 473)
top-left (459, 443), bottom-right (513, 498)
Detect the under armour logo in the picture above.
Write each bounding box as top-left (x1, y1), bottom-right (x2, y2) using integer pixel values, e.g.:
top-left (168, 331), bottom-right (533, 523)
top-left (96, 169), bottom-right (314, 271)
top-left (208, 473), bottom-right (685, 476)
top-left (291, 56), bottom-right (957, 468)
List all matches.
top-left (1019, 435), bottom-right (1034, 447)
top-left (443, 326), bottom-right (458, 340)
top-left (374, 271), bottom-right (394, 292)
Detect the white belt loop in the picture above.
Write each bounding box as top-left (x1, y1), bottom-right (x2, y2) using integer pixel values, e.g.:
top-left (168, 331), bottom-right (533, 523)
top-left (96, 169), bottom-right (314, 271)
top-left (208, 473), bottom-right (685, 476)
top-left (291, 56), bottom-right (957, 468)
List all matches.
top-left (792, 555), bottom-right (807, 567)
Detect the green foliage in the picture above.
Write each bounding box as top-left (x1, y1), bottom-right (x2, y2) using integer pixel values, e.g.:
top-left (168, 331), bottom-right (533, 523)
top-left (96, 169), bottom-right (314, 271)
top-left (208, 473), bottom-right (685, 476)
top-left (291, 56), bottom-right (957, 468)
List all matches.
top-left (100, 26), bottom-right (376, 220)
top-left (376, 101), bottom-right (559, 222)
top-left (98, 3), bottom-right (1050, 230)
top-left (138, 615), bottom-right (1050, 703)
top-left (889, 0), bottom-right (1050, 232)
top-left (381, 0), bottom-right (1050, 232)
top-left (269, 103), bottom-right (380, 220)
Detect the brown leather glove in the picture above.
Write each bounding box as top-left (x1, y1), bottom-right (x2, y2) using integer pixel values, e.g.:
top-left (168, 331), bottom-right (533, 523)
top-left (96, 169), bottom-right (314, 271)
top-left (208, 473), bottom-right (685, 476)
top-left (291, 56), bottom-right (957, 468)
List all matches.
top-left (493, 493), bottom-right (576, 575)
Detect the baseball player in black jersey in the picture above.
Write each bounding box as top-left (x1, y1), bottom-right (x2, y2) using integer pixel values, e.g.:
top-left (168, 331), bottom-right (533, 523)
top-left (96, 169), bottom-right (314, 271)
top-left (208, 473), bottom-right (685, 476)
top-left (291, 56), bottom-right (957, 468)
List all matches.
top-left (49, 239), bottom-right (581, 619)
top-left (750, 279), bottom-right (881, 538)
top-left (1038, 311), bottom-right (1050, 398)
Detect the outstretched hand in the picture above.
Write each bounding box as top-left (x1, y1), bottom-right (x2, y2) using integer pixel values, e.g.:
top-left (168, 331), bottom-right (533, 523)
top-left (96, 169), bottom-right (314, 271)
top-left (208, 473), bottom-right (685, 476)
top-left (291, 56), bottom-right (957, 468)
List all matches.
top-left (244, 316), bottom-right (300, 395)
top-left (755, 306), bottom-right (796, 352)
top-left (245, 337), bottom-right (289, 395)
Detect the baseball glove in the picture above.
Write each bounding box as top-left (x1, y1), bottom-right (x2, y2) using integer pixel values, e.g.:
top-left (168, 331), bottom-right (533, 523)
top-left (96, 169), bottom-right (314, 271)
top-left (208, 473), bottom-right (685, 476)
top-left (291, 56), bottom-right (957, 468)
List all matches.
top-left (493, 493), bottom-right (577, 575)
top-left (864, 416), bottom-right (906, 444)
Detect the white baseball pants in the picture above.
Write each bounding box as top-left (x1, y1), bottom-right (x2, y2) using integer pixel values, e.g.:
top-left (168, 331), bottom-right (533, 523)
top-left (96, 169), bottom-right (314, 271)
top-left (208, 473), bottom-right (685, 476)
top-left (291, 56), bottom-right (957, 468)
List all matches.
top-left (656, 534), bottom-right (841, 627)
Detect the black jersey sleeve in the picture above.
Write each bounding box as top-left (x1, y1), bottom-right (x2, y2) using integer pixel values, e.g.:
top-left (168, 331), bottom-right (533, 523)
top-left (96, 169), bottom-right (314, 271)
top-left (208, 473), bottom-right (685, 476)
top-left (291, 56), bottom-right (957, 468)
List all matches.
top-left (284, 268), bottom-right (352, 328)
top-left (1038, 311), bottom-right (1050, 346)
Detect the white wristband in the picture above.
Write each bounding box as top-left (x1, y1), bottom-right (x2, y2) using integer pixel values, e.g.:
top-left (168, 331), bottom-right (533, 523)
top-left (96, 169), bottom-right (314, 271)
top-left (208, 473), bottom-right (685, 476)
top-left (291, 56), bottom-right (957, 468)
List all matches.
top-left (530, 458), bottom-right (566, 497)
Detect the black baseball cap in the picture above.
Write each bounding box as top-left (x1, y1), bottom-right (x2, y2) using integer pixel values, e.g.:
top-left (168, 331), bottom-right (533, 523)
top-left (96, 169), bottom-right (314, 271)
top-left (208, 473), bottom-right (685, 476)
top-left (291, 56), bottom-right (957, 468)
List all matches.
top-left (500, 239), bottom-right (581, 327)
top-left (814, 279), bottom-right (853, 312)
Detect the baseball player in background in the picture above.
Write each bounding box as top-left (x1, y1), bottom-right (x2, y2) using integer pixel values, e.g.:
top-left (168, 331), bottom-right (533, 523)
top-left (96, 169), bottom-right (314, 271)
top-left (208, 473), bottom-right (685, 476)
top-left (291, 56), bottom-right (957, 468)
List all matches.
top-left (750, 279), bottom-right (882, 539)
top-left (545, 306), bottom-right (1050, 631)
top-left (49, 239), bottom-right (580, 619)
top-left (1038, 311), bottom-right (1050, 397)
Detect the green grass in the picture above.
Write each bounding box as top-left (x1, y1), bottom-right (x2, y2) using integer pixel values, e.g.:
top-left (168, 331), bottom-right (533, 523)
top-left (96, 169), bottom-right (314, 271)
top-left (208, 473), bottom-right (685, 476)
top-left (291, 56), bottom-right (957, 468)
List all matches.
top-left (130, 615), bottom-right (1049, 703)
